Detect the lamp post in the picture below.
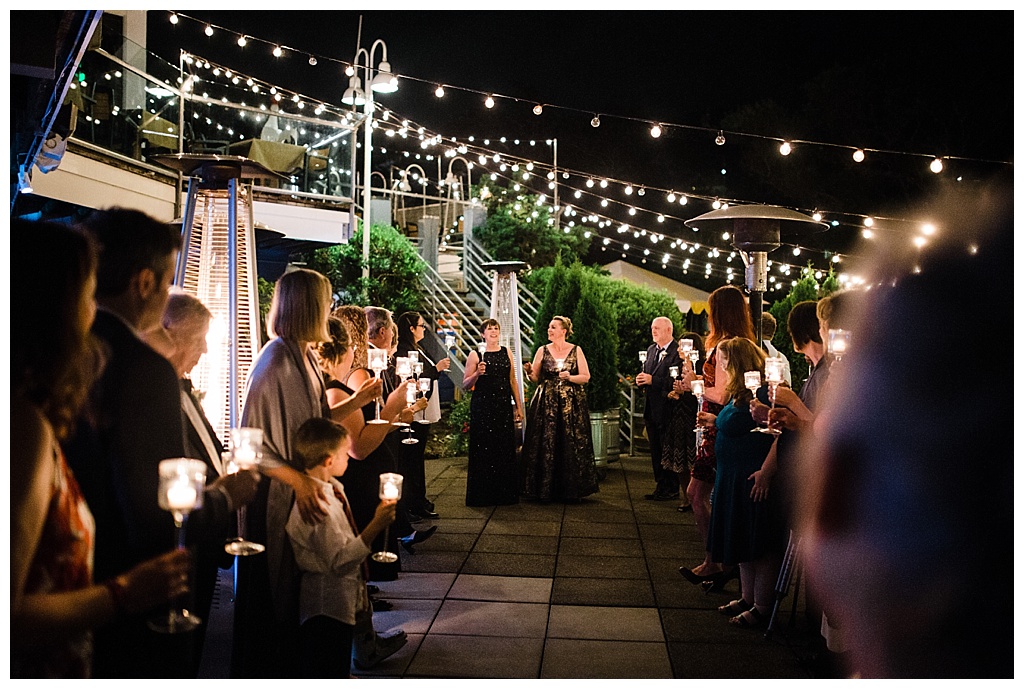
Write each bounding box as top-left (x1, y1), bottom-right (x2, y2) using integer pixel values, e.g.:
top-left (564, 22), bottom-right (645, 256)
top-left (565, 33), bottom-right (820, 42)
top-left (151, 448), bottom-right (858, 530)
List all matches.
top-left (442, 155), bottom-right (473, 232)
top-left (342, 38), bottom-right (397, 284)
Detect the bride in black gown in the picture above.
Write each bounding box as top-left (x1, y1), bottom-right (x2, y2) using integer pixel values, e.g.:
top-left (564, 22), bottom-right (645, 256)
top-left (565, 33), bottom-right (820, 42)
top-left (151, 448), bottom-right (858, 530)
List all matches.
top-left (462, 319), bottom-right (523, 506)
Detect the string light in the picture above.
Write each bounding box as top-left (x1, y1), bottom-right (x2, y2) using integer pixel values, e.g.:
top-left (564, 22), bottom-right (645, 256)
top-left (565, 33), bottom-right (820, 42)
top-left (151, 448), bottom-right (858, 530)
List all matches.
top-left (930, 157), bottom-right (944, 173)
top-left (650, 124), bottom-right (662, 138)
top-left (237, 35), bottom-right (247, 47)
top-left (852, 148), bottom-right (865, 162)
top-left (308, 55), bottom-right (317, 66)
top-left (435, 85), bottom-right (445, 98)
top-left (169, 12), bottom-right (178, 24)
top-left (272, 46), bottom-right (283, 57)
top-left (779, 141), bottom-right (792, 156)
top-left (533, 104), bottom-right (543, 115)
top-left (485, 95), bottom-right (495, 108)
top-left (715, 130), bottom-right (726, 145)
top-left (591, 115), bottom-right (601, 127)
top-left (204, 25), bottom-right (214, 37)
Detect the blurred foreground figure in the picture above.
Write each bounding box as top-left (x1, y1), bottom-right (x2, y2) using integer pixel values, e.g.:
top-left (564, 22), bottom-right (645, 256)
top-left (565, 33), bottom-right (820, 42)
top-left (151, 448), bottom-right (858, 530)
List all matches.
top-left (798, 185), bottom-right (1012, 678)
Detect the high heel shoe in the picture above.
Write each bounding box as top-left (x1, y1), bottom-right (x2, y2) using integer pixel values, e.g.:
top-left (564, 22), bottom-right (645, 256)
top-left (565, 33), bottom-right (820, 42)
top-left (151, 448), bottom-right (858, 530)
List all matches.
top-left (399, 525), bottom-right (437, 554)
top-left (700, 567), bottom-right (739, 594)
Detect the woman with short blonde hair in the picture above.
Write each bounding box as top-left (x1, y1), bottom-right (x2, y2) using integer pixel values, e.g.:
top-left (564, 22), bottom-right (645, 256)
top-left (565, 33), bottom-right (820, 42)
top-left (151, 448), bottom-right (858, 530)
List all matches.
top-left (268, 268), bottom-right (332, 343)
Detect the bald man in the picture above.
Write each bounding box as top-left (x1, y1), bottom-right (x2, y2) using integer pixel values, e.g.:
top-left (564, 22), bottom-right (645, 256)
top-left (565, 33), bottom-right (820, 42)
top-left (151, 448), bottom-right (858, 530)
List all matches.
top-left (635, 317), bottom-right (682, 500)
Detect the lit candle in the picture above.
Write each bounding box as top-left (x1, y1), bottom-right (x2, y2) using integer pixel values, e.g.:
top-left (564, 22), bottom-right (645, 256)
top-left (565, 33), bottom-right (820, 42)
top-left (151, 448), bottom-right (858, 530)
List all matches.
top-left (167, 477), bottom-right (198, 511)
top-left (234, 447), bottom-right (257, 470)
top-left (690, 379), bottom-right (704, 397)
top-left (406, 383), bottom-right (417, 405)
top-left (383, 482), bottom-right (399, 500)
top-left (669, 365), bottom-right (679, 379)
top-left (744, 371), bottom-right (761, 390)
top-left (638, 350), bottom-right (647, 364)
top-left (679, 338), bottom-right (693, 354)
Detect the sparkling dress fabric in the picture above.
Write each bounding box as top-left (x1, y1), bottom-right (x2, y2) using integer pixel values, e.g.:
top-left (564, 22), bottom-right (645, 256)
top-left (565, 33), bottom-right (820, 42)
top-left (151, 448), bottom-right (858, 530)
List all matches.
top-left (521, 346), bottom-right (599, 502)
top-left (661, 390), bottom-right (700, 475)
top-left (13, 448), bottom-right (95, 678)
top-left (466, 346), bottom-right (520, 506)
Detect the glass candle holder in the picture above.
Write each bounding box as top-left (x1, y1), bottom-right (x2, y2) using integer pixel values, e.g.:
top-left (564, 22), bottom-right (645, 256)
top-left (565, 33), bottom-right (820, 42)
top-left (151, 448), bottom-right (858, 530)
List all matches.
top-left (372, 473), bottom-right (404, 563)
top-left (225, 427), bottom-right (265, 556)
top-left (367, 348), bottom-right (390, 424)
top-left (828, 328), bottom-right (851, 362)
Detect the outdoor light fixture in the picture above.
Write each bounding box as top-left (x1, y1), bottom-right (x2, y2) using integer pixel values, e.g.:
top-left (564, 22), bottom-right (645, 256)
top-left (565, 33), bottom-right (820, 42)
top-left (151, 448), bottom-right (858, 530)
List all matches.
top-left (779, 141), bottom-right (792, 156)
top-left (485, 95), bottom-right (495, 108)
top-left (930, 157), bottom-right (944, 173)
top-left (852, 148), bottom-right (866, 162)
top-left (533, 104), bottom-right (543, 115)
top-left (435, 84), bottom-right (445, 97)
top-left (650, 124), bottom-right (662, 138)
top-left (341, 75), bottom-right (366, 105)
top-left (591, 115), bottom-right (601, 127)
top-left (716, 130), bottom-right (726, 145)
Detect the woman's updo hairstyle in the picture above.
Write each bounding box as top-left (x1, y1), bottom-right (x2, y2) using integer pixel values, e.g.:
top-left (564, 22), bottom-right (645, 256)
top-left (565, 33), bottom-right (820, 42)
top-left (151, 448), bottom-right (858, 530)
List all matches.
top-left (552, 315), bottom-right (573, 337)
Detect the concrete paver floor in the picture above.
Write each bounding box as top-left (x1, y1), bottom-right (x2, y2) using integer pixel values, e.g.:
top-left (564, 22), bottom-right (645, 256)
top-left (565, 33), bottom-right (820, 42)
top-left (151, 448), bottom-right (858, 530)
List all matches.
top-left (201, 453), bottom-right (825, 679)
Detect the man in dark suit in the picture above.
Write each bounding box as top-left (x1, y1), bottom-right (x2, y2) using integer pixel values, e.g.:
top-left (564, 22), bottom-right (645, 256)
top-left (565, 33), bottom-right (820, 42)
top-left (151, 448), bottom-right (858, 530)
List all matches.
top-left (156, 291), bottom-right (259, 663)
top-left (635, 316), bottom-right (682, 500)
top-left (65, 208), bottom-right (250, 677)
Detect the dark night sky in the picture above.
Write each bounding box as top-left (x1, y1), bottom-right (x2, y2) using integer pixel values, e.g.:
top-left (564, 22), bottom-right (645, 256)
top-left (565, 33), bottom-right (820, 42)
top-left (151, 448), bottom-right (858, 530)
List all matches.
top-left (143, 9), bottom-right (1015, 286)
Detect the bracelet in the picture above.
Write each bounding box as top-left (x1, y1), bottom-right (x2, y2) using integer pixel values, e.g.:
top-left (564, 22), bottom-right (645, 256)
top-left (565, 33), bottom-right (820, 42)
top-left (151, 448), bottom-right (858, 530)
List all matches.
top-left (103, 576), bottom-right (129, 616)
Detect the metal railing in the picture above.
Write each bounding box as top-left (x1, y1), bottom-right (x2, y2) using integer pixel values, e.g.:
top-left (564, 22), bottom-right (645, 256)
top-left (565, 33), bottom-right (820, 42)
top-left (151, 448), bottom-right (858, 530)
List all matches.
top-left (463, 236), bottom-right (542, 357)
top-left (416, 258), bottom-right (487, 383)
top-left (619, 375), bottom-right (645, 457)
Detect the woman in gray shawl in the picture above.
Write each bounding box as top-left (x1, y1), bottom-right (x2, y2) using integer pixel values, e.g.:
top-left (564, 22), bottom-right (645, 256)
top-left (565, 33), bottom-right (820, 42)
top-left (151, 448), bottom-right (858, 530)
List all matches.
top-left (233, 268), bottom-right (409, 676)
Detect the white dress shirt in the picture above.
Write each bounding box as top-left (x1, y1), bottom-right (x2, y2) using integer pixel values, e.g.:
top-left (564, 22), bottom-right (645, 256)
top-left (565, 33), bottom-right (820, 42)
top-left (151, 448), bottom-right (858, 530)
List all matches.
top-left (285, 476), bottom-right (371, 625)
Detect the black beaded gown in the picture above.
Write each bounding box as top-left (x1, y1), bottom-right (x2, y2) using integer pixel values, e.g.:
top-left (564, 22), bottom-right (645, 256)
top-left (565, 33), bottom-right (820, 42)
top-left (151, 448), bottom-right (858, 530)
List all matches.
top-left (466, 346), bottom-right (520, 506)
top-left (333, 373), bottom-right (403, 582)
top-left (521, 345), bottom-right (599, 503)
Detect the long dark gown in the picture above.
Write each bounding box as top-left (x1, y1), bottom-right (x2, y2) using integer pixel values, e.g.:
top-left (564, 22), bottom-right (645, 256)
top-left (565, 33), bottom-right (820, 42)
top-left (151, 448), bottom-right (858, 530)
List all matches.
top-left (705, 400), bottom-right (775, 565)
top-left (334, 373), bottom-right (403, 582)
top-left (466, 346), bottom-right (520, 506)
top-left (521, 345), bottom-right (599, 502)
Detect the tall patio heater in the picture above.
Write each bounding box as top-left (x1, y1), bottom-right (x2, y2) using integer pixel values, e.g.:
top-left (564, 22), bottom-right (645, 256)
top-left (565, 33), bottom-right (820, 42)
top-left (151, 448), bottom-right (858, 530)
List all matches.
top-left (684, 205), bottom-right (827, 342)
top-left (481, 260), bottom-right (528, 442)
top-left (153, 153), bottom-right (286, 443)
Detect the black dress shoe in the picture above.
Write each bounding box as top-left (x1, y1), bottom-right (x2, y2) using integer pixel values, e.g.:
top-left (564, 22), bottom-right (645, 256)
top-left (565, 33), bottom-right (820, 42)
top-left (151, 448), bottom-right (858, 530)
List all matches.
top-left (399, 525), bottom-right (438, 554)
top-left (371, 598), bottom-right (394, 612)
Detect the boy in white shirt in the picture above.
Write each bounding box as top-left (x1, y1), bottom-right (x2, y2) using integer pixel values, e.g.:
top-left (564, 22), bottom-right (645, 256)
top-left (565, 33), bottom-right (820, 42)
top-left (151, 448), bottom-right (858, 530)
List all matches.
top-left (286, 417), bottom-right (397, 678)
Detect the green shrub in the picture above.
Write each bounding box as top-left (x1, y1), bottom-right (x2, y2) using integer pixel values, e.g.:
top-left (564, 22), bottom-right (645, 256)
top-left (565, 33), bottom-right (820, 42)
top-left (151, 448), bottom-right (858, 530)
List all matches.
top-left (768, 265), bottom-right (840, 393)
top-left (440, 392), bottom-right (473, 457)
top-left (301, 223), bottom-right (424, 313)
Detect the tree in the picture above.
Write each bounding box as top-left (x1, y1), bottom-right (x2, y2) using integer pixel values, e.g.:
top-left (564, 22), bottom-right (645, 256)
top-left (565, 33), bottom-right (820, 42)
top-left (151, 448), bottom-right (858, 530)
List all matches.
top-left (301, 223), bottom-right (425, 314)
top-left (570, 269), bottom-right (619, 412)
top-left (598, 278), bottom-right (685, 377)
top-left (472, 178), bottom-right (590, 267)
top-left (768, 264), bottom-right (840, 392)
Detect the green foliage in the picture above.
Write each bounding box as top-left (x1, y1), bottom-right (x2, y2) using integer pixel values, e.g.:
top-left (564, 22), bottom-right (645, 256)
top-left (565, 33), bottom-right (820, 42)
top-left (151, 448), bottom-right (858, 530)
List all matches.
top-left (472, 178), bottom-right (590, 266)
top-left (532, 259), bottom-right (619, 411)
top-left (597, 279), bottom-right (685, 377)
top-left (257, 276), bottom-right (275, 345)
top-left (301, 223), bottom-right (424, 314)
top-left (440, 392), bottom-right (473, 457)
top-left (767, 264), bottom-right (840, 393)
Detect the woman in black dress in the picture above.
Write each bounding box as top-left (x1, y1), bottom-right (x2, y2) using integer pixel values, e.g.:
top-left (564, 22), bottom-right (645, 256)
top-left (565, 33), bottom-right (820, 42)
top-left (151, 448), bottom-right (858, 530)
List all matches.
top-left (462, 318), bottom-right (523, 506)
top-left (520, 316), bottom-right (599, 503)
top-left (394, 311), bottom-right (450, 520)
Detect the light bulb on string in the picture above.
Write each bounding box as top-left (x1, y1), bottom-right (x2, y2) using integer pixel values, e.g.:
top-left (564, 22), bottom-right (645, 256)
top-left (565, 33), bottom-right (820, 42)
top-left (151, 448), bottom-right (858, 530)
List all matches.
top-left (650, 124), bottom-right (662, 138)
top-left (591, 115), bottom-right (601, 127)
top-left (715, 130), bottom-right (726, 145)
top-left (863, 217), bottom-right (874, 227)
top-left (273, 46), bottom-right (283, 58)
top-left (852, 148), bottom-right (865, 162)
top-left (533, 104), bottom-right (543, 115)
top-left (930, 157), bottom-right (944, 173)
top-left (435, 85), bottom-right (445, 97)
top-left (308, 55), bottom-right (317, 65)
top-left (169, 12), bottom-right (178, 24)
top-left (237, 35), bottom-right (247, 47)
top-left (205, 25), bottom-right (214, 37)
top-left (637, 187), bottom-right (645, 196)
top-left (678, 195), bottom-right (687, 205)
top-left (667, 192), bottom-right (676, 203)
top-left (712, 199), bottom-right (721, 209)
top-left (624, 185), bottom-right (633, 195)
top-left (485, 95), bottom-right (495, 108)
top-left (812, 211), bottom-right (822, 222)
top-left (779, 141), bottom-right (792, 156)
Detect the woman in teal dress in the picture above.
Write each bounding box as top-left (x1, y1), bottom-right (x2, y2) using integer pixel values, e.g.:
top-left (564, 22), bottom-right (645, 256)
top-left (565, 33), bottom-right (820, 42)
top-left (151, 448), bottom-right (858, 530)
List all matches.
top-left (700, 336), bottom-right (777, 628)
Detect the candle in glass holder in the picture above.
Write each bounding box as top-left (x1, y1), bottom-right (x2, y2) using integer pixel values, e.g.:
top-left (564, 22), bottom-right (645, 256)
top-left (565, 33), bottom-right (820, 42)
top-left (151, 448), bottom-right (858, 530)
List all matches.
top-left (669, 365), bottom-right (679, 379)
top-left (765, 357), bottom-right (785, 384)
top-left (158, 458), bottom-right (206, 515)
top-left (406, 382), bottom-right (417, 405)
top-left (744, 370), bottom-right (762, 391)
top-left (690, 379), bottom-right (704, 397)
top-left (167, 477), bottom-right (198, 511)
top-left (638, 350), bottom-right (647, 364)
top-left (407, 350), bottom-right (419, 366)
top-left (230, 427), bottom-right (263, 470)
top-left (395, 356), bottom-right (412, 380)
top-left (828, 329), bottom-right (850, 360)
top-left (444, 333), bottom-right (456, 350)
top-left (679, 338), bottom-right (693, 355)
top-left (379, 472), bottom-right (403, 500)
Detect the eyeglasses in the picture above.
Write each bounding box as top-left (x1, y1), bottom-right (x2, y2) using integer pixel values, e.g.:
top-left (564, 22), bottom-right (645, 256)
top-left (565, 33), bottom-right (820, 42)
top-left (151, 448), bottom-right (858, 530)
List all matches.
top-left (415, 323), bottom-right (426, 329)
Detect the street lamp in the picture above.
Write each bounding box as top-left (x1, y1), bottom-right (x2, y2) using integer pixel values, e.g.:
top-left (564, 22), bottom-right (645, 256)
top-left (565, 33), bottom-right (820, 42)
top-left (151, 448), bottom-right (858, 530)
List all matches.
top-left (442, 155), bottom-right (473, 231)
top-left (344, 38), bottom-right (398, 283)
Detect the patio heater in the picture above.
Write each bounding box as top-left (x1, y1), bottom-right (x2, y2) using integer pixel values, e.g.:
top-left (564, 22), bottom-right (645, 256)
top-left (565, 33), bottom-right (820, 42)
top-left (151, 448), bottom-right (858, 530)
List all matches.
top-left (684, 205), bottom-right (827, 343)
top-left (153, 153), bottom-right (286, 443)
top-left (482, 260), bottom-right (528, 442)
